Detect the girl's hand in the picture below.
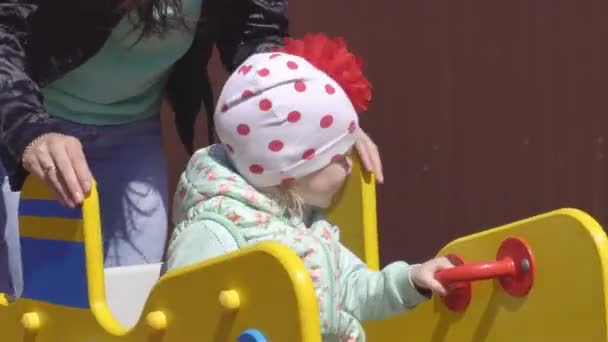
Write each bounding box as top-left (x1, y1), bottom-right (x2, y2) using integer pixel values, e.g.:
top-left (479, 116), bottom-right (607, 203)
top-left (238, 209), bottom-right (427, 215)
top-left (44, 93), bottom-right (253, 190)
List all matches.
top-left (22, 133), bottom-right (92, 208)
top-left (354, 128), bottom-right (384, 183)
top-left (410, 257), bottom-right (455, 296)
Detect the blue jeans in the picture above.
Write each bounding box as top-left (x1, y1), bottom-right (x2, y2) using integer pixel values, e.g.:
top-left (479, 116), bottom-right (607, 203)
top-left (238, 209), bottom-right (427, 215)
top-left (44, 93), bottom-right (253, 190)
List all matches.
top-left (0, 116), bottom-right (169, 297)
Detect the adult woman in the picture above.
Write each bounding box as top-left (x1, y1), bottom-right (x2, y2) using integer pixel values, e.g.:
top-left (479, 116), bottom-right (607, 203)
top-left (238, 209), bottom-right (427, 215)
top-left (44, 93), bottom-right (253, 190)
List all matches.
top-left (0, 0), bottom-right (383, 298)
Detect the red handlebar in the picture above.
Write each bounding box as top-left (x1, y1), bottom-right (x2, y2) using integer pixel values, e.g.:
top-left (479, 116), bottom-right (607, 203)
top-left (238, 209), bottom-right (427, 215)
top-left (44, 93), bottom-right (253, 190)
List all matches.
top-left (436, 237), bottom-right (535, 312)
top-left (435, 258), bottom-right (516, 285)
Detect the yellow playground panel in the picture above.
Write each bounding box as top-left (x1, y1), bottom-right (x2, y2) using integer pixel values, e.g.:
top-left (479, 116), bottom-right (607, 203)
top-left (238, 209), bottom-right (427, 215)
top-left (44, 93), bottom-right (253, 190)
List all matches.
top-left (365, 208), bottom-right (608, 341)
top-left (1, 155), bottom-right (608, 341)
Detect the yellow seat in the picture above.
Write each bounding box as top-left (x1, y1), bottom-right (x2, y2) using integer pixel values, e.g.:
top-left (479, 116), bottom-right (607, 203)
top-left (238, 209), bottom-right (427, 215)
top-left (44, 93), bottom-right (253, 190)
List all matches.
top-left (325, 156), bottom-right (380, 270)
top-left (364, 209), bottom-right (608, 341)
top-left (0, 176), bottom-right (321, 341)
top-left (329, 158), bottom-right (608, 340)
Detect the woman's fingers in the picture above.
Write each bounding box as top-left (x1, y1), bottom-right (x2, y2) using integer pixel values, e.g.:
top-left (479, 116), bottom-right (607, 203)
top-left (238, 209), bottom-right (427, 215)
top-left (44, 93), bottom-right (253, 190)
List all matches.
top-left (354, 128), bottom-right (384, 183)
top-left (48, 140), bottom-right (83, 205)
top-left (66, 138), bottom-right (92, 195)
top-left (22, 133), bottom-right (90, 207)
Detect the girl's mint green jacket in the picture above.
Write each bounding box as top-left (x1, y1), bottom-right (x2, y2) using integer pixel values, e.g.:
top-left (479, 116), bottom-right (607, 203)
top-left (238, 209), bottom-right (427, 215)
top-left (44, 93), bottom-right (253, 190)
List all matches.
top-left (166, 145), bottom-right (430, 341)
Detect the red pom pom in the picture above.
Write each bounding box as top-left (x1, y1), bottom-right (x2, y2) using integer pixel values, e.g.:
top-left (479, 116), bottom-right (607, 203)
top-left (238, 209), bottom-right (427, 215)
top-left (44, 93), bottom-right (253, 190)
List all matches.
top-left (277, 33), bottom-right (372, 112)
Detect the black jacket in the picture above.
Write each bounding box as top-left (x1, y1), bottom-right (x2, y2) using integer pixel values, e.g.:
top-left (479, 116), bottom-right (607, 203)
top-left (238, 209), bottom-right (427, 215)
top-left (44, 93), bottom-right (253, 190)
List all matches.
top-left (0, 0), bottom-right (288, 190)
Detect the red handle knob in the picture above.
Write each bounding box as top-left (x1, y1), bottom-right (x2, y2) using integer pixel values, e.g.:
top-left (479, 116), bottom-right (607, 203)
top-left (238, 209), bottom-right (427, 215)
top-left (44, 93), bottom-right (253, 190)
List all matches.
top-left (437, 237), bottom-right (535, 312)
top-left (435, 258), bottom-right (516, 285)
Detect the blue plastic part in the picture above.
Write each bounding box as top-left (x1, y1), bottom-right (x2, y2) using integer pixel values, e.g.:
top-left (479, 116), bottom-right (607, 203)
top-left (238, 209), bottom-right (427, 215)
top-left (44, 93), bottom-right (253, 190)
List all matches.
top-left (20, 237), bottom-right (89, 308)
top-left (237, 329), bottom-right (267, 342)
top-left (19, 199), bottom-right (82, 219)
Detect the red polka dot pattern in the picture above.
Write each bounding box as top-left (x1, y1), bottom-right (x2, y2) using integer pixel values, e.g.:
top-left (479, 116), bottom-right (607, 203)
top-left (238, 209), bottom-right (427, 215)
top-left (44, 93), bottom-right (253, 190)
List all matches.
top-left (287, 111), bottom-right (301, 123)
top-left (239, 65), bottom-right (252, 75)
top-left (268, 140), bottom-right (284, 152)
top-left (257, 68), bottom-right (270, 77)
top-left (348, 121), bottom-right (357, 134)
top-left (237, 124), bottom-right (250, 135)
top-left (302, 149), bottom-right (316, 160)
top-left (320, 115), bottom-right (334, 128)
top-left (250, 164), bottom-right (264, 174)
top-left (216, 52), bottom-right (360, 187)
top-left (259, 99), bottom-right (272, 111)
top-left (287, 61), bottom-right (298, 70)
top-left (241, 90), bottom-right (254, 99)
top-left (294, 80), bottom-right (306, 92)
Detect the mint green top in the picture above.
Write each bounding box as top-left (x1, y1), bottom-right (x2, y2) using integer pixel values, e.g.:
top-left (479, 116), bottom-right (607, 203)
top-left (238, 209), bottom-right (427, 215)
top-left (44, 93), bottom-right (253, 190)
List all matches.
top-left (42, 0), bottom-right (201, 125)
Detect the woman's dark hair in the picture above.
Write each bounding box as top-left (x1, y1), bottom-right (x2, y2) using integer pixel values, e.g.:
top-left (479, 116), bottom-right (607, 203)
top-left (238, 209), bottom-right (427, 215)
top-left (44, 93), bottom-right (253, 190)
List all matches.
top-left (120, 0), bottom-right (186, 37)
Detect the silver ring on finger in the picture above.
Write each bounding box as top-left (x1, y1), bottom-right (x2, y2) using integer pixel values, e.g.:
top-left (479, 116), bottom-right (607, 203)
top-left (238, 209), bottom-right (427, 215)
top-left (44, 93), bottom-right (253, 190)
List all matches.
top-left (43, 164), bottom-right (57, 174)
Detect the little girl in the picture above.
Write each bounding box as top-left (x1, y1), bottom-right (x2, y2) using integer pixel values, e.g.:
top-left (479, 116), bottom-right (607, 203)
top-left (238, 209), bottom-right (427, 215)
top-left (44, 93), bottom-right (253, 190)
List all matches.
top-left (166, 33), bottom-right (453, 341)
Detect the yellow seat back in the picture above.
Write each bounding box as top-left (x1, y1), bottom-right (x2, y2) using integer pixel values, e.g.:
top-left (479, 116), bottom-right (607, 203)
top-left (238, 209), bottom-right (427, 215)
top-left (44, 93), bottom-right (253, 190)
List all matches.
top-left (17, 175), bottom-right (106, 310)
top-left (366, 208), bottom-right (608, 341)
top-left (321, 158), bottom-right (608, 341)
top-left (0, 175), bottom-right (321, 341)
top-left (324, 157), bottom-right (380, 270)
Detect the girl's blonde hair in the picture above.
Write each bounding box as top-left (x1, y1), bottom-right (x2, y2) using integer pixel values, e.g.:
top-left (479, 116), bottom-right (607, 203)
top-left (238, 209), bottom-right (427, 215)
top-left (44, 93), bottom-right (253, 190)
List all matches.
top-left (260, 184), bottom-right (306, 220)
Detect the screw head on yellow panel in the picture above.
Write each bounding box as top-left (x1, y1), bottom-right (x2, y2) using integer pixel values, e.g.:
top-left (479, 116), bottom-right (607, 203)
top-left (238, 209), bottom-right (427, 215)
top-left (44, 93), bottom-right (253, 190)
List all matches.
top-left (146, 311), bottom-right (167, 332)
top-left (218, 289), bottom-right (241, 311)
top-left (21, 312), bottom-right (41, 333)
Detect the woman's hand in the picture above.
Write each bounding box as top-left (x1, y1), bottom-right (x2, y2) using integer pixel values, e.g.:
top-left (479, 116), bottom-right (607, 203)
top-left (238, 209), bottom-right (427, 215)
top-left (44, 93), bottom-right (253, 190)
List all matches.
top-left (354, 128), bottom-right (384, 183)
top-left (22, 133), bottom-right (92, 208)
top-left (410, 257), bottom-right (455, 296)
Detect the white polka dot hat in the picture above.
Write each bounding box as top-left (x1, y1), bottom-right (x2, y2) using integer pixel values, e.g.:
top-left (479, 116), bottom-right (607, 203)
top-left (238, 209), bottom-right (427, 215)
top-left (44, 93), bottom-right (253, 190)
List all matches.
top-left (214, 34), bottom-right (372, 188)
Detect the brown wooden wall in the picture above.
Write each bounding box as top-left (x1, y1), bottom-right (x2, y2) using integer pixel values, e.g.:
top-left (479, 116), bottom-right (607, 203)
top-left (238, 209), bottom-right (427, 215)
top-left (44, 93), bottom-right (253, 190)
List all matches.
top-left (161, 0), bottom-right (608, 265)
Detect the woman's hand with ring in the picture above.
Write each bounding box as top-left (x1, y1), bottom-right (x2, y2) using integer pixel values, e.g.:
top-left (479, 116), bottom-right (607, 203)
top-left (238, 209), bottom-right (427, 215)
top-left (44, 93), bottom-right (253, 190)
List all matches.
top-left (22, 133), bottom-right (92, 208)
